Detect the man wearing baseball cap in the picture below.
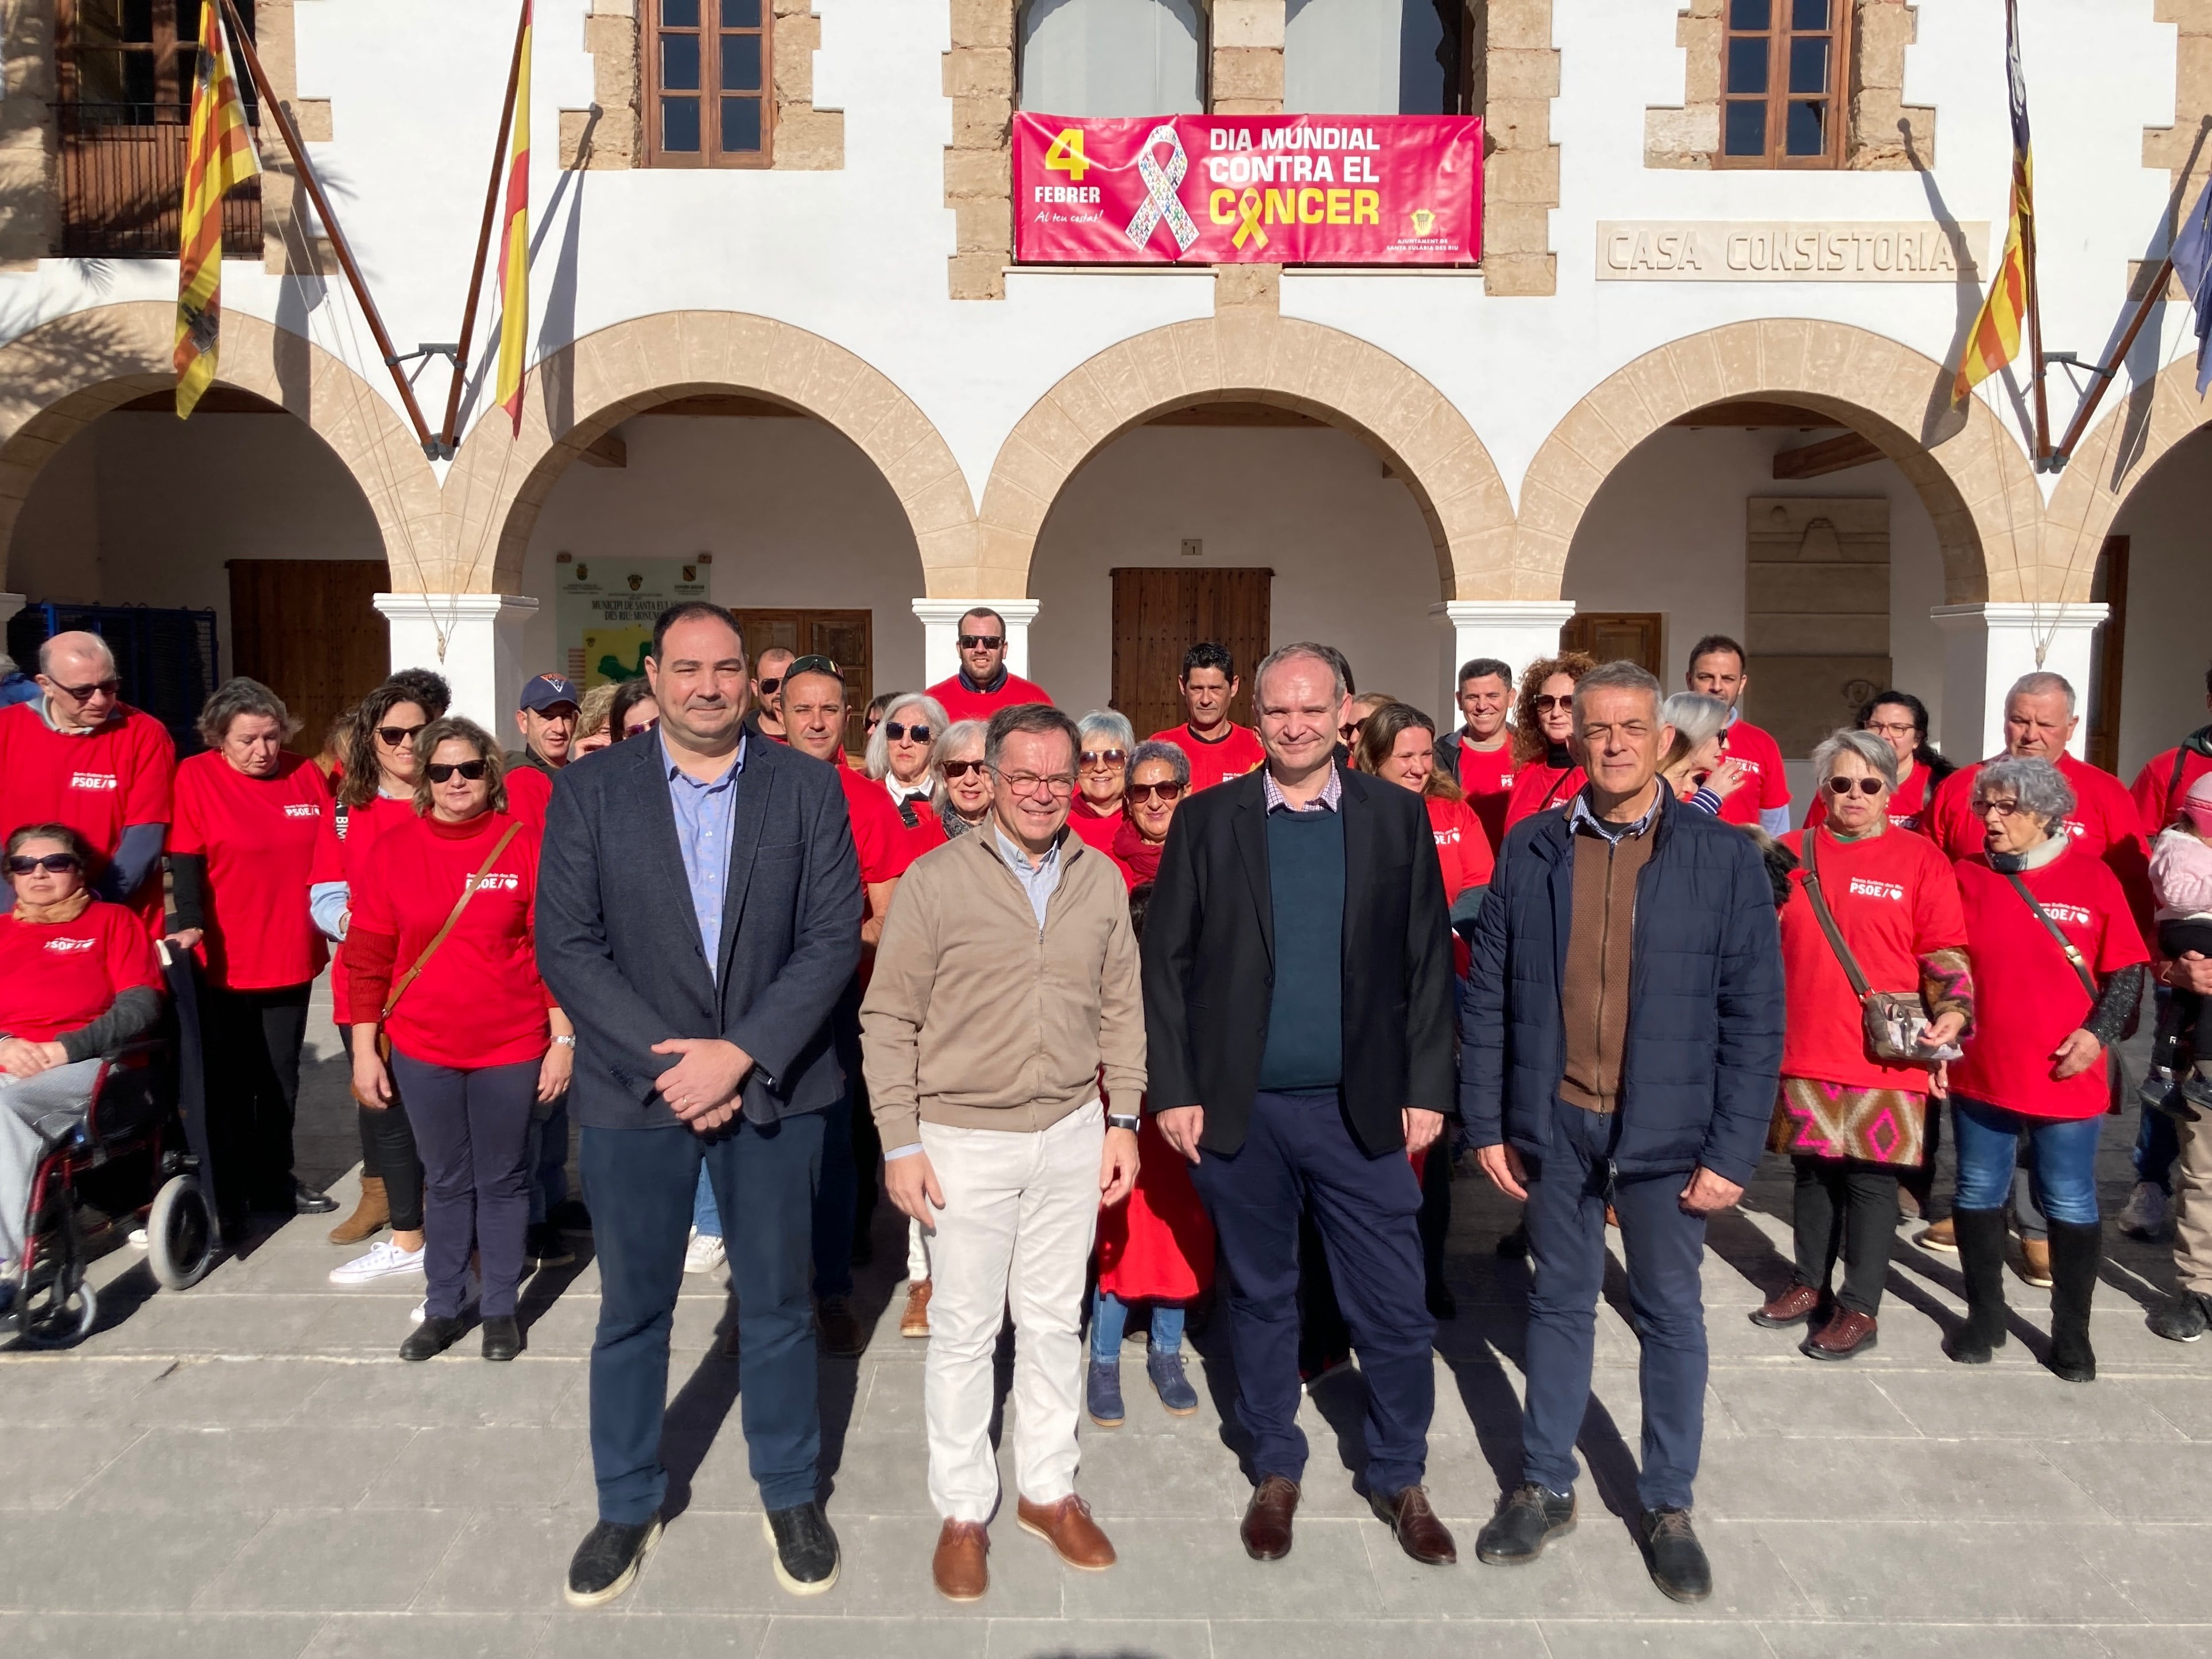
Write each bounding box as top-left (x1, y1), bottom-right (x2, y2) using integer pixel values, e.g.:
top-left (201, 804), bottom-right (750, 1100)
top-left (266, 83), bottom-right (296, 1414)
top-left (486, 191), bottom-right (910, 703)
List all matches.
top-left (509, 673), bottom-right (582, 779)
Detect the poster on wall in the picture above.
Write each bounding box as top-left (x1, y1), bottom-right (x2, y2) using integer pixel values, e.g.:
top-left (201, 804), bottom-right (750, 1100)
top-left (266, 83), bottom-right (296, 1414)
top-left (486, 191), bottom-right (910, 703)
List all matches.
top-left (1012, 114), bottom-right (1481, 266)
top-left (554, 555), bottom-right (711, 688)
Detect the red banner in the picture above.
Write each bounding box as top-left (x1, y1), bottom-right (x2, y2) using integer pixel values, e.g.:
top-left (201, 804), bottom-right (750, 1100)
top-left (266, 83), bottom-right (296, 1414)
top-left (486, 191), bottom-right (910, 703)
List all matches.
top-left (1013, 114), bottom-right (1481, 266)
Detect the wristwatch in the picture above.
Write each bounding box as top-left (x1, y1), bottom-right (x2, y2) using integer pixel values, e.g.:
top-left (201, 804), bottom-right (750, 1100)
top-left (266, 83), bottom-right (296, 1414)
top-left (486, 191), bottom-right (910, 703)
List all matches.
top-left (551, 1034), bottom-right (577, 1049)
top-left (1106, 1113), bottom-right (1140, 1133)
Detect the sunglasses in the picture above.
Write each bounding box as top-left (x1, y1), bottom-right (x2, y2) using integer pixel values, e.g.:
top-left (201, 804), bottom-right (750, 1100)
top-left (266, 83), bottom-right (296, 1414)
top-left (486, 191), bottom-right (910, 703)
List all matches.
top-left (942, 759), bottom-right (987, 781)
top-left (1129, 780), bottom-right (1186, 804)
top-left (1532, 693), bottom-right (1573, 712)
top-left (6, 852), bottom-right (80, 875)
top-left (1339, 721), bottom-right (1366, 742)
top-left (957, 634), bottom-right (1005, 650)
top-left (754, 677), bottom-right (782, 696)
top-left (622, 718), bottom-right (658, 739)
top-left (1826, 776), bottom-right (1885, 796)
top-left (784, 654), bottom-right (842, 683)
top-left (426, 759), bottom-right (488, 784)
top-left (1080, 749), bottom-right (1126, 768)
top-left (377, 723), bottom-right (427, 747)
top-left (885, 722), bottom-right (932, 743)
top-left (53, 677), bottom-right (121, 701)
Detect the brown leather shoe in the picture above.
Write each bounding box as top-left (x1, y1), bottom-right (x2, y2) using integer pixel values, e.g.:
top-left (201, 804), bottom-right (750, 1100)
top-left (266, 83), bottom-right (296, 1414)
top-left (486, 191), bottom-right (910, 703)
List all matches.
top-left (2017, 1237), bottom-right (2054, 1288)
top-left (1370, 1484), bottom-right (1458, 1566)
top-left (328, 1175), bottom-right (389, 1246)
top-left (931, 1520), bottom-right (989, 1601)
top-left (1916, 1216), bottom-right (1957, 1253)
top-left (1240, 1474), bottom-right (1300, 1561)
top-left (1803, 1308), bottom-right (1878, 1360)
top-left (900, 1280), bottom-right (932, 1339)
top-left (1749, 1282), bottom-right (1823, 1329)
top-left (1016, 1493), bottom-right (1114, 1569)
top-left (816, 1296), bottom-right (866, 1357)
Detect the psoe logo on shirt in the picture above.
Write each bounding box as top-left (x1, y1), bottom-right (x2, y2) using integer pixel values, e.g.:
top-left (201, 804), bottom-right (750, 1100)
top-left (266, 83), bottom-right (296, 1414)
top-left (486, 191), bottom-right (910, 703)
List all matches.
top-left (1847, 876), bottom-right (1905, 902)
top-left (466, 872), bottom-right (522, 894)
top-left (1434, 825), bottom-right (1463, 848)
top-left (67, 771), bottom-right (118, 791)
top-left (2044, 901), bottom-right (2094, 928)
top-left (283, 803), bottom-right (321, 820)
top-left (2063, 819), bottom-right (2088, 839)
top-left (43, 936), bottom-right (97, 954)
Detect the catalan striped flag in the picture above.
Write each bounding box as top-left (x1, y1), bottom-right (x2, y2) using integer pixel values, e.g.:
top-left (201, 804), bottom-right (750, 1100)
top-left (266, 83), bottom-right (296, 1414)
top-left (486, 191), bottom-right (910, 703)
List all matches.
top-left (494, 0), bottom-right (534, 434)
top-left (173, 0), bottom-right (261, 420)
top-left (1954, 0), bottom-right (2036, 404)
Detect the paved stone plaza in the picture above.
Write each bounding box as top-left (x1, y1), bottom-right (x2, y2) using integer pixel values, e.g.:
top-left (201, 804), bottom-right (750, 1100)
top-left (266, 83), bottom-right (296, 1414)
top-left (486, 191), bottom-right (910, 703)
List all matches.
top-left (5, 998), bottom-right (2212, 1658)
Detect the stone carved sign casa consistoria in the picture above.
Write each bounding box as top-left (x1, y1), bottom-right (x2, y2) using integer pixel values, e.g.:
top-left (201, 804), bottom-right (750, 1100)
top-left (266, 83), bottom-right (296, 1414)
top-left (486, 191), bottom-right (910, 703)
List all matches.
top-left (1596, 222), bottom-right (1988, 281)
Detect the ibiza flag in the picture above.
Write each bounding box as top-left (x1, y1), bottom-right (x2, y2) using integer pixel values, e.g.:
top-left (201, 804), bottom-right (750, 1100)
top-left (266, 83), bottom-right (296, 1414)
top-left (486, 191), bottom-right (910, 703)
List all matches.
top-left (493, 0), bottom-right (533, 434)
top-left (1954, 0), bottom-right (2035, 404)
top-left (174, 0), bottom-right (260, 420)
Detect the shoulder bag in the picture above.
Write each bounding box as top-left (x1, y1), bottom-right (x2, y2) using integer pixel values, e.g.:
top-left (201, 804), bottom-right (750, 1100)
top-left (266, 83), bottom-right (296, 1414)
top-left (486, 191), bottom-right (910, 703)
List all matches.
top-left (350, 823), bottom-right (521, 1106)
top-left (2001, 867), bottom-right (2133, 1113)
top-left (1801, 832), bottom-right (1938, 1064)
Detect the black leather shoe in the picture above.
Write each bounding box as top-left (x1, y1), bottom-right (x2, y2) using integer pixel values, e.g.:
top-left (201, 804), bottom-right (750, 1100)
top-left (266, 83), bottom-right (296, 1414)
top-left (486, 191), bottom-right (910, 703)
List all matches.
top-left (1637, 1506), bottom-right (1713, 1603)
top-left (2151, 1290), bottom-right (2212, 1343)
top-left (1475, 1483), bottom-right (1576, 1565)
top-left (564, 1515), bottom-right (661, 1607)
top-left (400, 1315), bottom-right (467, 1362)
top-left (481, 1314), bottom-right (522, 1361)
top-left (293, 1181), bottom-right (339, 1216)
top-left (762, 1501), bottom-right (840, 1595)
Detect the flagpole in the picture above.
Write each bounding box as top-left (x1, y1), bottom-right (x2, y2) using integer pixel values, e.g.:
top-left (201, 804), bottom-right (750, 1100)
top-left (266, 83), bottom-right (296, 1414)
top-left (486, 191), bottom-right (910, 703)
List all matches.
top-left (439, 0), bottom-right (530, 456)
top-left (2048, 255), bottom-right (2174, 470)
top-left (218, 0), bottom-right (437, 457)
top-left (2024, 203), bottom-right (2052, 464)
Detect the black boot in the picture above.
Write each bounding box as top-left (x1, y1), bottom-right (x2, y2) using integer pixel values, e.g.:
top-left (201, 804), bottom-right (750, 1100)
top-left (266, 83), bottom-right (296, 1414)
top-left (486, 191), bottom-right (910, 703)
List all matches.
top-left (2046, 1218), bottom-right (2102, 1383)
top-left (1947, 1208), bottom-right (2010, 1365)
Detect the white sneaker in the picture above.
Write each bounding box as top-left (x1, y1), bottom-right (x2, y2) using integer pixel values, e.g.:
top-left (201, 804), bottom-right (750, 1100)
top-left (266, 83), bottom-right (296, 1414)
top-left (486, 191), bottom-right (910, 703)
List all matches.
top-left (684, 1228), bottom-right (726, 1276)
top-left (330, 1239), bottom-right (427, 1285)
top-left (127, 1227), bottom-right (149, 1249)
top-left (409, 1267), bottom-right (481, 1324)
top-left (2118, 1181), bottom-right (2172, 1241)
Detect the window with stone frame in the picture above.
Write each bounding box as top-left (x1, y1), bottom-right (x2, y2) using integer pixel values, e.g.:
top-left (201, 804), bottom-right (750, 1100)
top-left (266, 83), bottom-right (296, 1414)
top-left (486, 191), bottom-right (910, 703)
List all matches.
top-left (1282, 0), bottom-right (1478, 117)
top-left (1016, 0), bottom-right (1207, 117)
top-left (644, 0), bottom-right (772, 166)
top-left (1718, 0), bottom-right (1850, 168)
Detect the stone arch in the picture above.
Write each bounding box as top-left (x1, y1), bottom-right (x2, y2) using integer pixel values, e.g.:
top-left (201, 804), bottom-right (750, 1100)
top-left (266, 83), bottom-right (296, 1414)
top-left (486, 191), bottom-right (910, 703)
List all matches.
top-left (973, 316), bottom-right (1513, 600)
top-left (446, 311), bottom-right (975, 595)
top-left (2044, 354), bottom-right (2211, 602)
top-left (1516, 319), bottom-right (2043, 606)
top-left (0, 300), bottom-right (440, 588)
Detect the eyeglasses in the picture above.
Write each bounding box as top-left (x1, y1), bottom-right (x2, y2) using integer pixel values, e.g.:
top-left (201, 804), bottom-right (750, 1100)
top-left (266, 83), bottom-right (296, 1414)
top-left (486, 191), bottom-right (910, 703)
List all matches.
top-left (1129, 780), bottom-right (1186, 804)
top-left (6, 853), bottom-right (80, 875)
top-left (1532, 693), bottom-right (1572, 712)
top-left (1864, 720), bottom-right (1919, 739)
top-left (52, 677), bottom-right (121, 702)
top-left (996, 770), bottom-right (1075, 797)
top-left (1080, 749), bottom-right (1126, 769)
top-left (377, 723), bottom-right (427, 747)
top-left (785, 654), bottom-right (840, 682)
top-left (942, 759), bottom-right (987, 781)
top-left (622, 718), bottom-right (658, 739)
top-left (1826, 776), bottom-right (1886, 796)
top-left (957, 634), bottom-right (1004, 650)
top-left (1977, 797), bottom-right (2025, 817)
top-left (426, 759), bottom-right (488, 784)
top-left (885, 722), bottom-right (932, 743)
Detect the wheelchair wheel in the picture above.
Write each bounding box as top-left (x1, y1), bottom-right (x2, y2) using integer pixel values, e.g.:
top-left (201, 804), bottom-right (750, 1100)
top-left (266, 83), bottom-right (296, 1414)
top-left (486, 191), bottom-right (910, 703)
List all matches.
top-left (18, 1271), bottom-right (96, 1348)
top-left (148, 1174), bottom-right (215, 1291)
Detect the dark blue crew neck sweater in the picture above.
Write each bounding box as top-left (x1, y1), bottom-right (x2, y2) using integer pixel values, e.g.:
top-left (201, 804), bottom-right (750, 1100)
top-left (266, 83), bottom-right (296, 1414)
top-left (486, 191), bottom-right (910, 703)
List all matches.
top-left (1257, 807), bottom-right (1346, 1091)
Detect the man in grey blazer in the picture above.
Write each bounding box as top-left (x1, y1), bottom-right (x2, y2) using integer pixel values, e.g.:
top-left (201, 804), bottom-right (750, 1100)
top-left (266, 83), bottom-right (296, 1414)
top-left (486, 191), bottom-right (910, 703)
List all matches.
top-left (536, 602), bottom-right (861, 1607)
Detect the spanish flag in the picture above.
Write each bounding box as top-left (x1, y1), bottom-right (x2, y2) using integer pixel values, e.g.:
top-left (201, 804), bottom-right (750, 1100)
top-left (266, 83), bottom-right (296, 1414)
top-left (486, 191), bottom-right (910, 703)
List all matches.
top-left (493, 1), bottom-right (533, 434)
top-left (1954, 0), bottom-right (2035, 404)
top-left (174, 0), bottom-right (260, 420)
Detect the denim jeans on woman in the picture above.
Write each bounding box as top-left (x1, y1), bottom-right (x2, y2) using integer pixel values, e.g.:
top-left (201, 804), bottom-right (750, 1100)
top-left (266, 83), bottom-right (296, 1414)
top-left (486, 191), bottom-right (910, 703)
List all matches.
top-left (1950, 1096), bottom-right (2102, 1225)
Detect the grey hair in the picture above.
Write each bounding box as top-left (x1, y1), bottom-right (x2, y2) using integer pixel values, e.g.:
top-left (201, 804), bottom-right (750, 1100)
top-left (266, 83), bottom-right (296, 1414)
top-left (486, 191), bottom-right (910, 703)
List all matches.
top-left (984, 702), bottom-right (1082, 774)
top-left (863, 690), bottom-right (950, 781)
top-left (1812, 726), bottom-right (1899, 790)
top-left (1974, 755), bottom-right (2075, 828)
top-left (1659, 692), bottom-right (1730, 761)
top-left (197, 675), bottom-right (301, 747)
top-left (1077, 708), bottom-right (1134, 754)
top-left (1253, 642), bottom-right (1346, 708)
top-left (1126, 737), bottom-right (1191, 788)
top-left (1573, 660), bottom-right (1664, 719)
top-left (932, 717), bottom-right (988, 772)
top-left (2009, 670), bottom-right (2077, 715)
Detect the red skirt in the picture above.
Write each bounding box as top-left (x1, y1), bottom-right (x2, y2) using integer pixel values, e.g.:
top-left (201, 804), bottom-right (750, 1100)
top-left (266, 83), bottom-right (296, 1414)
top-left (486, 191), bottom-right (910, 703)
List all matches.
top-left (1097, 1114), bottom-right (1216, 1301)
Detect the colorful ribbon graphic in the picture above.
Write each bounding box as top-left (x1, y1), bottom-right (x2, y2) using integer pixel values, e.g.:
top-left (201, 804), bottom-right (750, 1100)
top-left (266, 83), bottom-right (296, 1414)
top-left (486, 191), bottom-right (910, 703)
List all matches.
top-left (1126, 124), bottom-right (1200, 255)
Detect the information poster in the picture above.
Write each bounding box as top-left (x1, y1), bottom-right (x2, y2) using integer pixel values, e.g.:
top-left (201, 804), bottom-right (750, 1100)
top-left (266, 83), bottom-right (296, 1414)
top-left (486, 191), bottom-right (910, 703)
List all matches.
top-left (555, 556), bottom-right (710, 688)
top-left (1013, 113), bottom-right (1480, 265)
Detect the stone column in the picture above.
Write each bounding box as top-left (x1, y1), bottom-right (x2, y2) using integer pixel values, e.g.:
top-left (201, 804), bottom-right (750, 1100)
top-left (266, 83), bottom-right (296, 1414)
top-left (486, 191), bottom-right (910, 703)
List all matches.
top-left (374, 594), bottom-right (542, 731)
top-left (912, 598), bottom-right (1040, 687)
top-left (1931, 601), bottom-right (2108, 763)
top-left (1212, 1), bottom-right (1285, 115)
top-left (1433, 599), bottom-right (1575, 715)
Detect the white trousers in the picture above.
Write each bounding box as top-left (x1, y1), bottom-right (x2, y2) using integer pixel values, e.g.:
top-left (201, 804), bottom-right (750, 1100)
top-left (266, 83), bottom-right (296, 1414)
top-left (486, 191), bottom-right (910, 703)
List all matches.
top-left (908, 1215), bottom-right (932, 1282)
top-left (920, 1102), bottom-right (1103, 1522)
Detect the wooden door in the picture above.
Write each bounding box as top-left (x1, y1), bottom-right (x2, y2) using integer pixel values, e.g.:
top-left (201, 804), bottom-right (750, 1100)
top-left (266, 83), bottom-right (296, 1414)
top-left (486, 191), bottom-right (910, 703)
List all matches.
top-left (1564, 612), bottom-right (1664, 676)
top-left (1110, 568), bottom-right (1272, 741)
top-left (2086, 536), bottom-right (2129, 776)
top-left (733, 608), bottom-right (873, 755)
top-left (227, 560), bottom-right (390, 757)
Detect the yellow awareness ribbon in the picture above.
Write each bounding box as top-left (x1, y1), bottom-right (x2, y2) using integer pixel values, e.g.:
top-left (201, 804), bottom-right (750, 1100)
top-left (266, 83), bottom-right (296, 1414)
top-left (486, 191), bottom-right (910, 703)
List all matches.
top-left (1230, 188), bottom-right (1269, 251)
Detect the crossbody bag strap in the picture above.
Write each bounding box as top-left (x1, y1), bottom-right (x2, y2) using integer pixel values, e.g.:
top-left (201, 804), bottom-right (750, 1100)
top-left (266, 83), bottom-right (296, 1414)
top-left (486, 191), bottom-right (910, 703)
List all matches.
top-left (2001, 869), bottom-right (2099, 1002)
top-left (379, 822), bottom-right (522, 1021)
top-left (1799, 832), bottom-right (1873, 1002)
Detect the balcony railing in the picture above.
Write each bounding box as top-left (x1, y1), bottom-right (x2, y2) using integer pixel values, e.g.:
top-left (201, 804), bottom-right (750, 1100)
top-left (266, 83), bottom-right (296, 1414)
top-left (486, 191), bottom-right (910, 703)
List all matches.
top-left (57, 102), bottom-right (263, 259)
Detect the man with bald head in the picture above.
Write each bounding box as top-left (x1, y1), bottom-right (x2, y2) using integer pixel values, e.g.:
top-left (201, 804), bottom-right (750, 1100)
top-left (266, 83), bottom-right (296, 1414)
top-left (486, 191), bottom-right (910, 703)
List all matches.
top-left (0, 631), bottom-right (176, 929)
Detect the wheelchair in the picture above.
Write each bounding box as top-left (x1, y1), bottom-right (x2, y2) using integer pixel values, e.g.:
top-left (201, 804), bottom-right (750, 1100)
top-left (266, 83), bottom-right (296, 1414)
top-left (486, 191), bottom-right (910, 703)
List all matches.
top-left (3, 945), bottom-right (219, 1348)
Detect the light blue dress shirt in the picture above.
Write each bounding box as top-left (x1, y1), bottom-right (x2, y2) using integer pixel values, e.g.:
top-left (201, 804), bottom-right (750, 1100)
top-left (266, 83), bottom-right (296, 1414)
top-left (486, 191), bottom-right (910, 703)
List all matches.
top-left (993, 823), bottom-right (1063, 929)
top-left (663, 732), bottom-right (745, 983)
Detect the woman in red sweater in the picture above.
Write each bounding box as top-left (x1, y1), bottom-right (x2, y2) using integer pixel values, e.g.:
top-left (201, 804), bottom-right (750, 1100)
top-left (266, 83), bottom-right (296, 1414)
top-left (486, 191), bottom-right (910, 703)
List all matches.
top-left (1108, 740), bottom-right (1188, 889)
top-left (348, 719), bottom-right (572, 1363)
top-left (1501, 652), bottom-right (1595, 832)
top-left (1754, 728), bottom-right (1973, 1360)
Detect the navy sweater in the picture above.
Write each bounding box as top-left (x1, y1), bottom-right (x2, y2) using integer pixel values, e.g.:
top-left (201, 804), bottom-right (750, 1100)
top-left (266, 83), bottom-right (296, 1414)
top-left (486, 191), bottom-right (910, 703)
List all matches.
top-left (1258, 807), bottom-right (1346, 1091)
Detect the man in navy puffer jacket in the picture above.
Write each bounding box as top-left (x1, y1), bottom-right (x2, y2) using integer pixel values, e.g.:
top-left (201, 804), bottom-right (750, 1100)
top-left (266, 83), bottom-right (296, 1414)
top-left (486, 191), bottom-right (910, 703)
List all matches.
top-left (1458, 661), bottom-right (1783, 1604)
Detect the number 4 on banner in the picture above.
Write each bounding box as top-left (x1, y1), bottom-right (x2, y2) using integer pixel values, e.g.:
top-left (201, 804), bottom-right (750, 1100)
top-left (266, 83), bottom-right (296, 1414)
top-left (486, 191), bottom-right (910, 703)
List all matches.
top-left (1045, 127), bottom-right (1088, 183)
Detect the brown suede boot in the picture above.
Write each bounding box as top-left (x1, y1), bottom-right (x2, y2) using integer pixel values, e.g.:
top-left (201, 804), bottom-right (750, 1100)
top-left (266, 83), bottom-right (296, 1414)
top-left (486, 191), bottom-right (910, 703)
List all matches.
top-left (328, 1176), bottom-right (389, 1246)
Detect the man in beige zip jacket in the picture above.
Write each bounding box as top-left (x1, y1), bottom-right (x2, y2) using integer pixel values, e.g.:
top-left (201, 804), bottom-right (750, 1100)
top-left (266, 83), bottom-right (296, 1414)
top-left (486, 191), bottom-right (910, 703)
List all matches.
top-left (861, 702), bottom-right (1146, 1603)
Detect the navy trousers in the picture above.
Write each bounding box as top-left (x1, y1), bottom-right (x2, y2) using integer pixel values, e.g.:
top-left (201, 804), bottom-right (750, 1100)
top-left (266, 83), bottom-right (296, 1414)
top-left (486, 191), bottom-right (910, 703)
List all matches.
top-left (1520, 1104), bottom-right (1709, 1511)
top-left (1189, 1088), bottom-right (1434, 1495)
top-left (582, 1110), bottom-right (826, 1521)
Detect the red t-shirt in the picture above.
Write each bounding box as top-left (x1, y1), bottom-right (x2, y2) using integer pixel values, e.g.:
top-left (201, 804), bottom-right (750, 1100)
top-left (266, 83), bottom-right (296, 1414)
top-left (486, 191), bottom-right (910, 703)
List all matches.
top-left (1452, 734), bottom-right (1517, 850)
top-left (0, 900), bottom-right (162, 1044)
top-left (1928, 753), bottom-right (2153, 930)
top-left (0, 701), bottom-right (176, 921)
top-left (2132, 741), bottom-right (2212, 834)
top-left (1504, 758), bottom-right (1586, 830)
top-left (1777, 827), bottom-right (1967, 1091)
top-left (927, 671), bottom-right (1053, 725)
top-left (169, 750), bottom-right (331, 991)
top-left (310, 792), bottom-right (412, 1025)
top-left (1426, 793), bottom-right (1496, 904)
top-left (505, 763), bottom-right (553, 832)
top-left (838, 765), bottom-right (915, 887)
top-left (1950, 846), bottom-right (2149, 1120)
top-left (1802, 761), bottom-right (1935, 836)
top-left (1068, 802), bottom-right (1123, 855)
top-left (347, 811), bottom-right (551, 1069)
top-left (1148, 723), bottom-right (1265, 791)
top-left (1714, 718), bottom-right (1791, 827)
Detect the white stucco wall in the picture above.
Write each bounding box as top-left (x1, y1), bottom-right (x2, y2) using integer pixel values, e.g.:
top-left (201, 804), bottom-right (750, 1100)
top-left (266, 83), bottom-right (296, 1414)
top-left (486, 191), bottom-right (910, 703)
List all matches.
top-left (2112, 424), bottom-right (2212, 779)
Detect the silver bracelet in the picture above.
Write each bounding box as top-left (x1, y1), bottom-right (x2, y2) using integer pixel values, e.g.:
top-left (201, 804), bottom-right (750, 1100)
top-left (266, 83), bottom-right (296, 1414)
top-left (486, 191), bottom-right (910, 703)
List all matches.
top-left (1106, 1113), bottom-right (1140, 1132)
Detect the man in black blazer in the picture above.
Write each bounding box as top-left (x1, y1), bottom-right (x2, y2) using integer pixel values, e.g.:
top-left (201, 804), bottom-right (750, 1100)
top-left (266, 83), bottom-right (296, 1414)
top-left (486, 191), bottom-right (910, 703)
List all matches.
top-left (1142, 642), bottom-right (1458, 1568)
top-left (537, 603), bottom-right (861, 1607)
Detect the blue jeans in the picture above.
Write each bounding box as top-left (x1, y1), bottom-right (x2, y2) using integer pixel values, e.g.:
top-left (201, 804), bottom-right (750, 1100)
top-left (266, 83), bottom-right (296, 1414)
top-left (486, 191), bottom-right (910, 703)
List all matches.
top-left (692, 1162), bottom-right (721, 1238)
top-left (1091, 1288), bottom-right (1186, 1362)
top-left (1951, 1097), bottom-right (2102, 1226)
top-left (689, 1091), bottom-right (854, 1301)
